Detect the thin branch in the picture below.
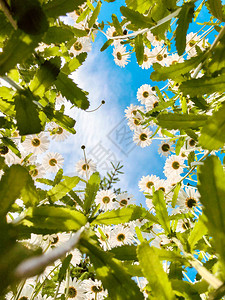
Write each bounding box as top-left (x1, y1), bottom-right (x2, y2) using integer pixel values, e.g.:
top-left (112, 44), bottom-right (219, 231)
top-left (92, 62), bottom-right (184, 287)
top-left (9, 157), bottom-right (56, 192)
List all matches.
top-left (0, 0), bottom-right (17, 30)
top-left (1, 76), bottom-right (22, 91)
top-left (13, 227), bottom-right (85, 280)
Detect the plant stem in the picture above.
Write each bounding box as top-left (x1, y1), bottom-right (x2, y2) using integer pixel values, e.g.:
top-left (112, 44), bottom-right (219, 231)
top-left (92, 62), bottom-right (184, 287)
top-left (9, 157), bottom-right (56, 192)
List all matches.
top-left (0, 0), bottom-right (17, 30)
top-left (1, 76), bottom-right (22, 90)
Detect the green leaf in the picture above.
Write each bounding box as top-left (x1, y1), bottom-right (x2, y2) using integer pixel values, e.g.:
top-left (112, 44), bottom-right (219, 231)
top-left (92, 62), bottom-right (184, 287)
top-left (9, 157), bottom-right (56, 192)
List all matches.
top-left (47, 176), bottom-right (80, 202)
top-left (92, 205), bottom-right (158, 225)
top-left (100, 39), bottom-right (114, 52)
top-left (112, 14), bottom-right (123, 35)
top-left (206, 0), bottom-right (225, 21)
top-left (11, 0), bottom-right (49, 35)
top-left (55, 72), bottom-right (89, 110)
top-left (180, 75), bottom-right (225, 97)
top-left (20, 173), bottom-right (39, 207)
top-left (58, 254), bottom-right (72, 282)
top-left (198, 156), bottom-right (225, 265)
top-left (0, 30), bottom-right (41, 75)
top-left (43, 0), bottom-right (86, 18)
top-left (78, 234), bottom-right (144, 300)
top-left (153, 190), bottom-right (171, 234)
top-left (61, 53), bottom-right (87, 75)
top-left (14, 90), bottom-right (42, 135)
top-left (22, 206), bottom-right (87, 232)
top-left (0, 165), bottom-right (29, 216)
top-left (199, 103), bottom-right (225, 150)
top-left (171, 280), bottom-right (202, 300)
top-left (157, 113), bottom-right (208, 130)
top-left (188, 217), bottom-right (207, 252)
top-left (109, 245), bottom-right (137, 261)
top-left (120, 6), bottom-right (155, 29)
top-left (172, 182), bottom-right (181, 208)
top-left (135, 34), bottom-right (144, 65)
top-left (43, 26), bottom-right (74, 44)
top-left (83, 172), bottom-right (101, 214)
top-left (150, 53), bottom-right (204, 82)
top-left (137, 242), bottom-right (176, 300)
top-left (175, 2), bottom-right (195, 55)
top-left (88, 1), bottom-right (102, 28)
top-left (125, 0), bottom-right (155, 14)
top-left (30, 58), bottom-right (60, 97)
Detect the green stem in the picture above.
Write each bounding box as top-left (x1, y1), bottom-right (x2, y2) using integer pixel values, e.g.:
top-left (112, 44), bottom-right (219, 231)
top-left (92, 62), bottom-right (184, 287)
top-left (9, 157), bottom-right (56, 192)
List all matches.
top-left (1, 76), bottom-right (22, 91)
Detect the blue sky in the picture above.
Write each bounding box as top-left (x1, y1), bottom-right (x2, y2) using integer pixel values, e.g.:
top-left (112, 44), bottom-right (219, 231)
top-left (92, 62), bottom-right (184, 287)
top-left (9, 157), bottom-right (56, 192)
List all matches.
top-left (50, 0), bottom-right (217, 207)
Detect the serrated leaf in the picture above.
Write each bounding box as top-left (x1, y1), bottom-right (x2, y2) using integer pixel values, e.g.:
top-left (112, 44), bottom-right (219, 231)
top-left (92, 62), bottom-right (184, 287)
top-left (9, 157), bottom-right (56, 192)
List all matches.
top-left (61, 53), bottom-right (87, 75)
top-left (100, 39), bottom-right (114, 52)
top-left (206, 0), bottom-right (225, 21)
top-left (92, 205), bottom-right (158, 225)
top-left (43, 0), bottom-right (86, 18)
top-left (198, 156), bottom-right (225, 265)
top-left (21, 173), bottom-right (39, 207)
top-left (0, 165), bottom-right (29, 216)
top-left (22, 206), bottom-right (87, 232)
top-left (78, 234), bottom-right (144, 300)
top-left (175, 2), bottom-right (195, 55)
top-left (188, 217), bottom-right (207, 252)
top-left (55, 72), bottom-right (89, 110)
top-left (120, 6), bottom-right (155, 29)
top-left (180, 75), bottom-right (225, 97)
top-left (47, 176), bottom-right (80, 202)
top-left (14, 90), bottom-right (42, 135)
top-left (150, 53), bottom-right (204, 82)
top-left (83, 172), bottom-right (101, 214)
top-left (30, 58), bottom-right (60, 97)
top-left (88, 1), bottom-right (102, 28)
top-left (125, 0), bottom-right (155, 13)
top-left (0, 30), bottom-right (41, 75)
top-left (137, 242), bottom-right (176, 300)
top-left (172, 182), bottom-right (181, 208)
top-left (199, 103), bottom-right (225, 150)
top-left (135, 34), bottom-right (144, 65)
top-left (153, 190), bottom-right (171, 234)
top-left (157, 113), bottom-right (208, 130)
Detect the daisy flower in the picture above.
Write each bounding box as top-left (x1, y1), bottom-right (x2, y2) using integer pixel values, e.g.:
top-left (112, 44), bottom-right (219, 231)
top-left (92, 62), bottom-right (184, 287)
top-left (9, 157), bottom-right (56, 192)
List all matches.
top-left (150, 46), bottom-right (168, 66)
top-left (70, 37), bottom-right (92, 56)
top-left (6, 284), bottom-right (33, 300)
top-left (127, 111), bottom-right (145, 131)
top-left (70, 248), bottom-right (82, 267)
top-left (158, 141), bottom-right (174, 157)
top-left (82, 279), bottom-right (107, 299)
top-left (55, 93), bottom-right (66, 106)
top-left (136, 84), bottom-right (157, 105)
top-left (163, 155), bottom-right (185, 180)
top-left (95, 225), bottom-right (112, 250)
top-left (116, 192), bottom-right (135, 208)
top-left (29, 164), bottom-right (46, 179)
top-left (146, 31), bottom-right (164, 47)
top-left (113, 44), bottom-right (130, 67)
top-left (140, 47), bottom-right (152, 69)
top-left (144, 94), bottom-right (159, 111)
top-left (59, 277), bottom-right (85, 299)
top-left (155, 179), bottom-right (169, 193)
top-left (22, 133), bottom-right (50, 155)
top-left (177, 219), bottom-right (194, 232)
top-left (166, 53), bottom-right (184, 66)
top-left (139, 175), bottom-right (160, 194)
top-left (111, 224), bottom-right (135, 247)
top-left (75, 158), bottom-right (96, 178)
top-left (95, 190), bottom-right (116, 211)
top-left (49, 123), bottom-right (70, 142)
top-left (177, 186), bottom-right (200, 212)
top-left (133, 127), bottom-right (152, 148)
top-left (0, 146), bottom-right (19, 165)
top-left (124, 104), bottom-right (145, 119)
top-left (42, 152), bottom-right (64, 173)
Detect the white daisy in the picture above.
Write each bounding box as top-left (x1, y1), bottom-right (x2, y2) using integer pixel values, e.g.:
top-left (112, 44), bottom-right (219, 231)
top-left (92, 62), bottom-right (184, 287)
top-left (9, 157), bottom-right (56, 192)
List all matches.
top-left (82, 279), bottom-right (107, 299)
top-left (55, 93), bottom-right (66, 106)
top-left (59, 277), bottom-right (85, 299)
top-left (133, 127), bottom-right (152, 148)
top-left (29, 164), bottom-right (46, 179)
top-left (124, 104), bottom-right (145, 119)
top-left (177, 186), bottom-right (200, 212)
top-left (70, 37), bottom-right (92, 56)
top-left (139, 175), bottom-right (160, 194)
top-left (136, 84), bottom-right (157, 105)
top-left (49, 123), bottom-right (70, 142)
top-left (95, 225), bottom-right (112, 250)
top-left (95, 190), bottom-right (117, 211)
top-left (140, 47), bottom-right (152, 69)
top-left (113, 44), bottom-right (130, 67)
top-left (150, 46), bottom-right (168, 66)
top-left (0, 146), bottom-right (19, 165)
top-left (163, 155), bottom-right (185, 180)
top-left (127, 111), bottom-right (145, 131)
top-left (75, 158), bottom-right (96, 178)
top-left (42, 152), bottom-right (64, 173)
top-left (144, 94), bottom-right (159, 111)
top-left (70, 248), bottom-right (82, 267)
top-left (116, 193), bottom-right (135, 208)
top-left (166, 53), bottom-right (184, 66)
top-left (177, 219), bottom-right (194, 232)
top-left (111, 224), bottom-right (135, 247)
top-left (158, 141), bottom-right (174, 157)
top-left (146, 31), bottom-right (164, 47)
top-left (22, 133), bottom-right (50, 155)
top-left (155, 179), bottom-right (169, 193)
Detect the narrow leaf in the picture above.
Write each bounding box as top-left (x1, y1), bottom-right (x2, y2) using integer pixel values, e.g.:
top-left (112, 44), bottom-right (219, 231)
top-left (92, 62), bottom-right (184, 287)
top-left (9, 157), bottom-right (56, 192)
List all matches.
top-left (153, 190), bottom-right (171, 234)
top-left (83, 172), bottom-right (101, 214)
top-left (135, 34), bottom-right (144, 65)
